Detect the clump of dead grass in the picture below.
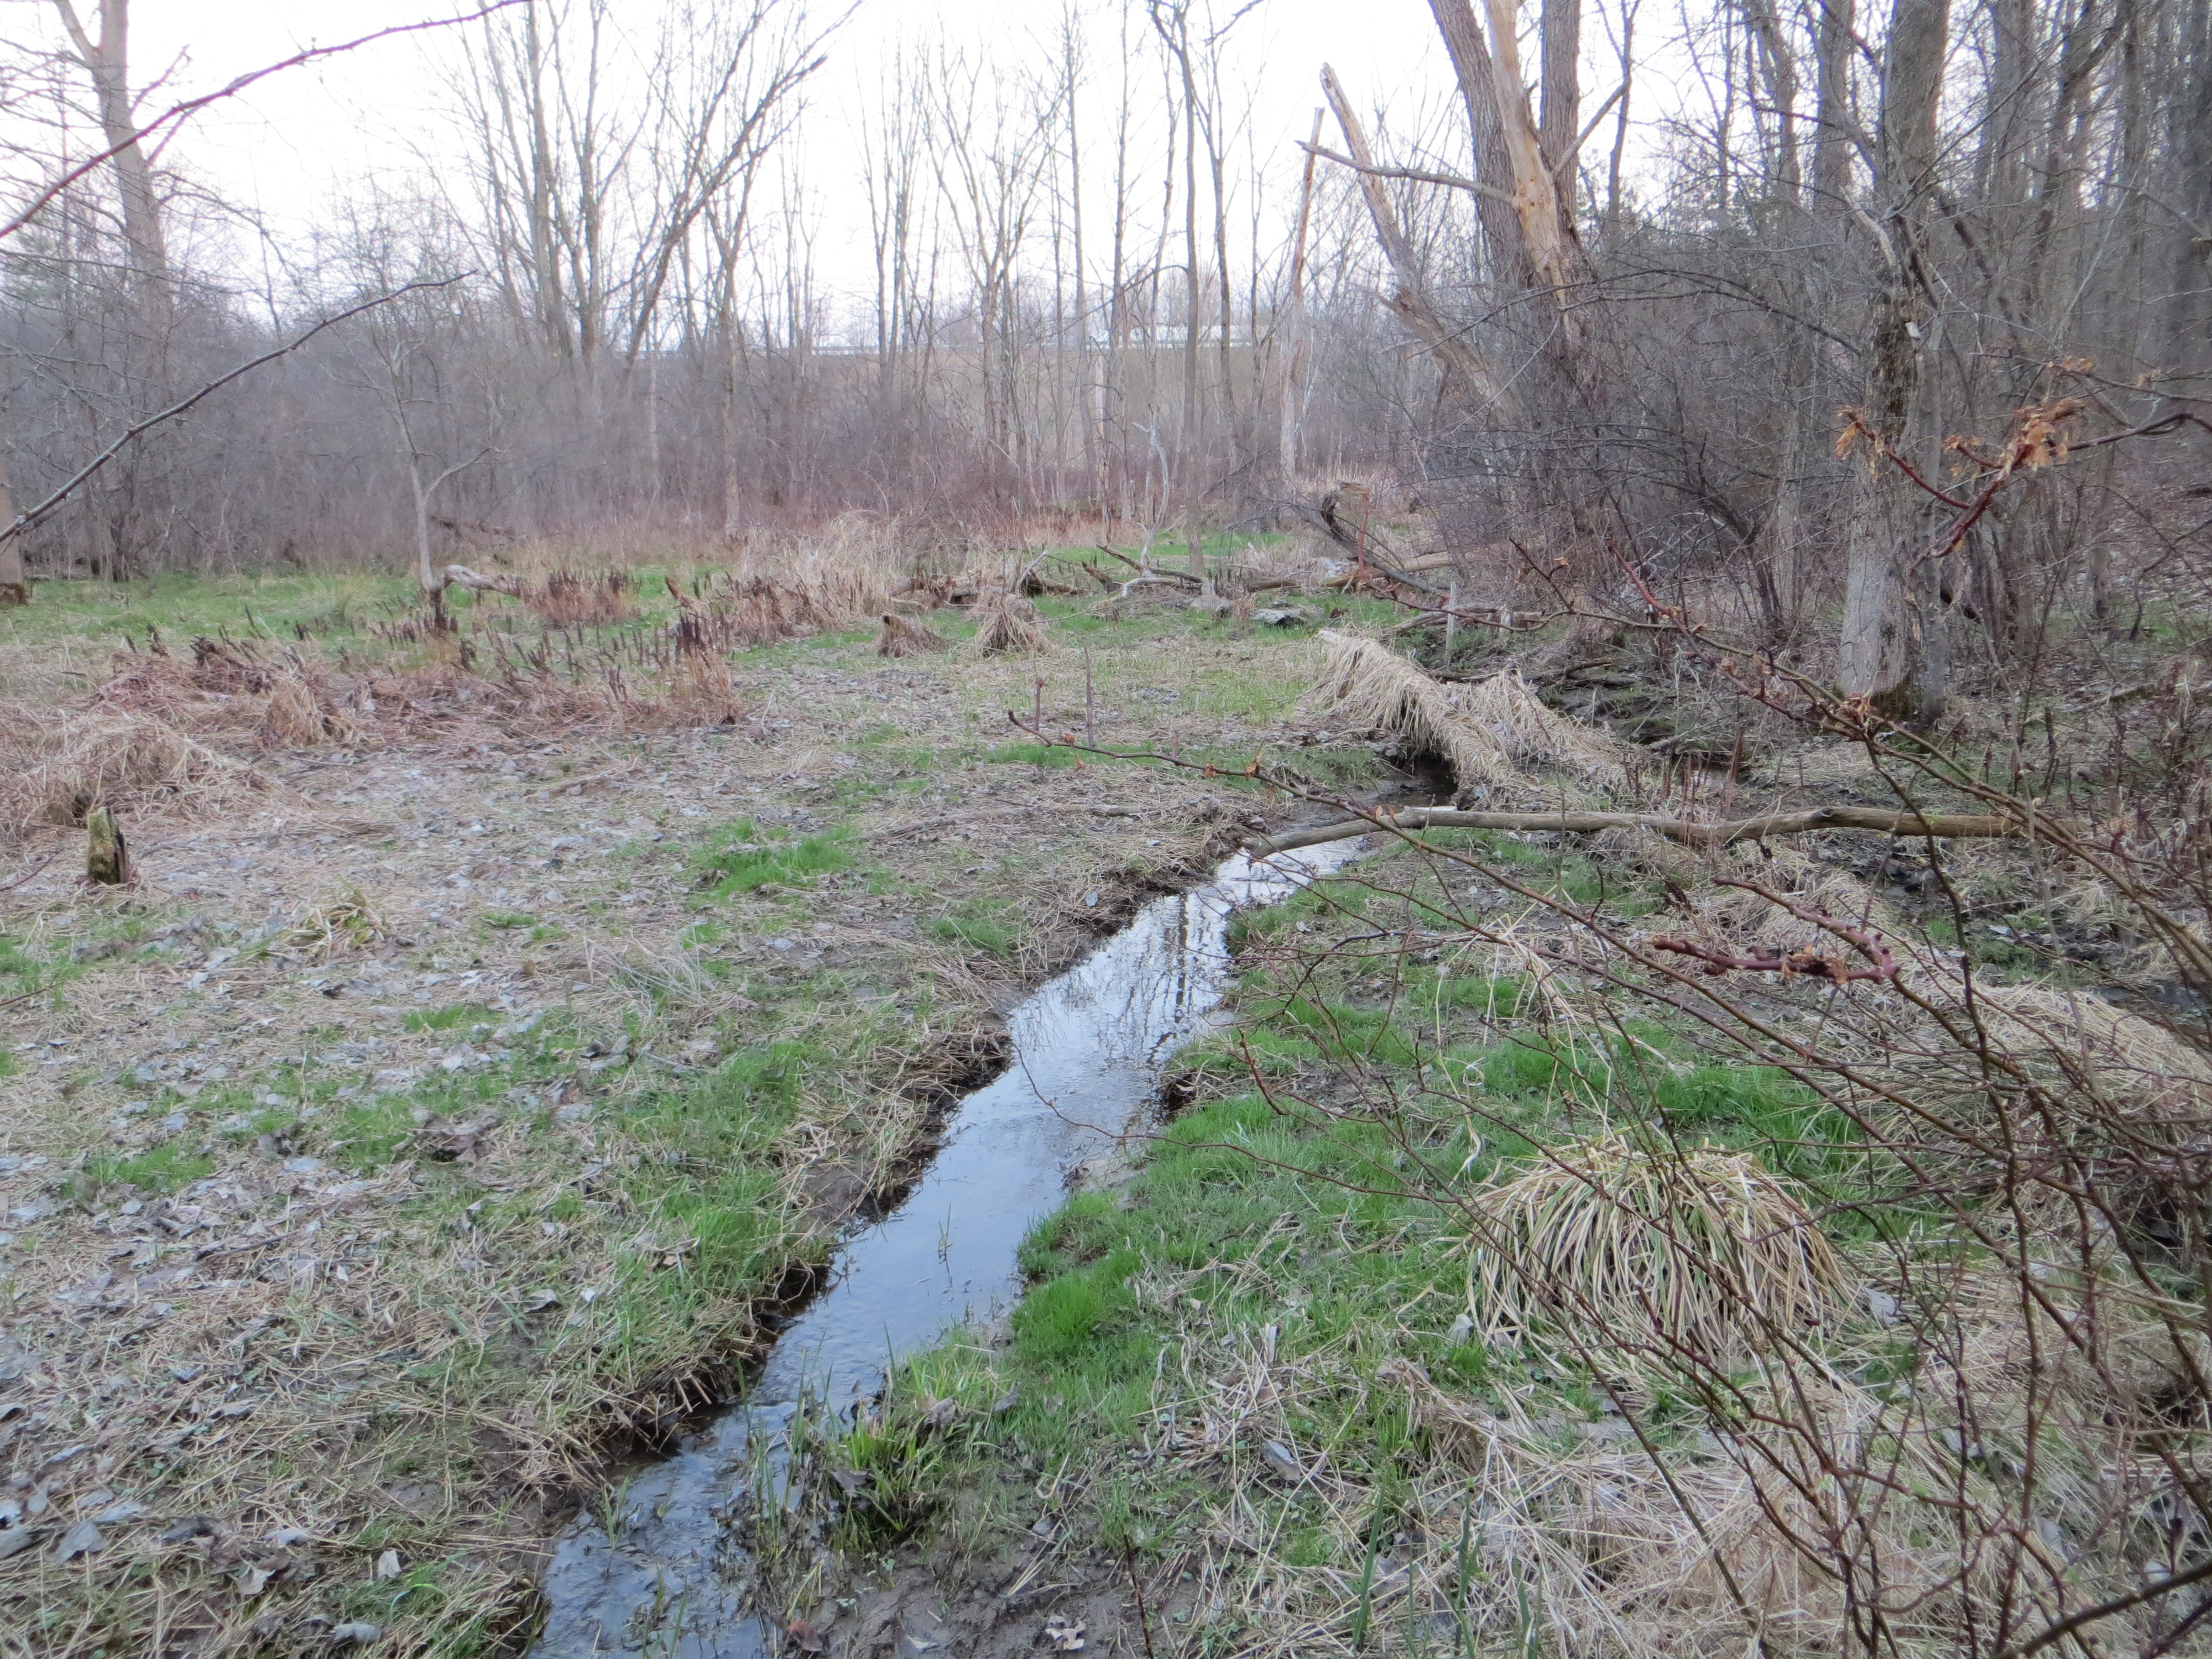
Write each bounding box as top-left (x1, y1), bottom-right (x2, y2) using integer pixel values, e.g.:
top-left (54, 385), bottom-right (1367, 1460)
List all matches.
top-left (1310, 630), bottom-right (1622, 804)
top-left (1466, 1131), bottom-right (1849, 1363)
top-left (282, 883), bottom-right (386, 959)
top-left (528, 567), bottom-right (637, 627)
top-left (91, 633), bottom-right (361, 752)
top-left (0, 707), bottom-right (267, 842)
top-left (877, 613), bottom-right (950, 657)
top-left (967, 593), bottom-right (1050, 657)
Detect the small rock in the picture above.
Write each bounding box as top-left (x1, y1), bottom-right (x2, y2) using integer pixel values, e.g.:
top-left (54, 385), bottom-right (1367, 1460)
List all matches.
top-left (282, 1157), bottom-right (325, 1176)
top-left (1260, 1439), bottom-right (1304, 1480)
top-left (992, 1386), bottom-right (1020, 1416)
top-left (158, 1515), bottom-right (215, 1543)
top-left (266, 1525), bottom-right (310, 1546)
top-left (54, 1519), bottom-right (103, 1561)
top-left (0, 1527), bottom-right (39, 1560)
top-left (92, 1500), bottom-right (149, 1525)
top-left (330, 1621), bottom-right (382, 1644)
top-left (1446, 1312), bottom-right (1475, 1345)
top-left (374, 1547), bottom-right (402, 1580)
top-left (1860, 1287), bottom-right (1901, 1326)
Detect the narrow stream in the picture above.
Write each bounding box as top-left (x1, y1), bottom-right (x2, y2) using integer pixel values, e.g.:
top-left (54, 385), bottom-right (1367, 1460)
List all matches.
top-left (530, 839), bottom-right (1365, 1658)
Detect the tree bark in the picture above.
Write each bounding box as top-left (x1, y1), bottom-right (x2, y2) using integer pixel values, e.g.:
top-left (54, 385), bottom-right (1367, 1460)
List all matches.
top-left (86, 806), bottom-right (128, 885)
top-left (1838, 0), bottom-right (1953, 724)
top-left (1427, 0), bottom-right (1534, 283)
top-left (1811, 0), bottom-right (1858, 219)
top-left (1279, 108), bottom-right (1323, 481)
top-left (1539, 0), bottom-right (1582, 194)
top-left (0, 427), bottom-right (24, 607)
top-left (1478, 0), bottom-right (1590, 330)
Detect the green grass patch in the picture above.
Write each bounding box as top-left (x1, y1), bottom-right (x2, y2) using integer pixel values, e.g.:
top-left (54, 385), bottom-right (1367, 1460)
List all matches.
top-left (76, 1144), bottom-right (215, 1201)
top-left (931, 898), bottom-right (1025, 956)
top-left (691, 818), bottom-right (855, 895)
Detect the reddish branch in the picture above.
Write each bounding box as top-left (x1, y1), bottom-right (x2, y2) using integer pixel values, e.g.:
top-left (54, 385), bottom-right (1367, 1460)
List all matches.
top-left (1648, 880), bottom-right (1899, 984)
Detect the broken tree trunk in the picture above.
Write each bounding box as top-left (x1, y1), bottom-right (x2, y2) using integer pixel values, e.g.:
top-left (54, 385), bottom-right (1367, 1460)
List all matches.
top-left (1251, 803), bottom-right (2037, 856)
top-left (86, 806), bottom-right (129, 884)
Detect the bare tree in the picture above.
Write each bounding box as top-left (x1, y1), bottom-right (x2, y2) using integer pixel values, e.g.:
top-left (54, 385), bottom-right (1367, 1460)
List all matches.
top-left (48, 0), bottom-right (167, 310)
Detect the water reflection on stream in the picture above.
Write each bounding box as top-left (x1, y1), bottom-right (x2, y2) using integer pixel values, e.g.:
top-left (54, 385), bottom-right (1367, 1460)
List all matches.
top-left (530, 839), bottom-right (1363, 1658)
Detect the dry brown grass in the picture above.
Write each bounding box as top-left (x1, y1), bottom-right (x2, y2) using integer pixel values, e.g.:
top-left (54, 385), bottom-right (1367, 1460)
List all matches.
top-left (0, 707), bottom-right (269, 843)
top-left (1308, 630), bottom-right (1622, 804)
top-left (966, 593), bottom-right (1050, 658)
top-left (1464, 1132), bottom-right (1851, 1363)
top-left (876, 614), bottom-right (951, 658)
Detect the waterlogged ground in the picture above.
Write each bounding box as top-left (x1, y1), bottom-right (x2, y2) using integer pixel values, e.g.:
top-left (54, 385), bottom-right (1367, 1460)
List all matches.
top-left (0, 563), bottom-right (1400, 1658)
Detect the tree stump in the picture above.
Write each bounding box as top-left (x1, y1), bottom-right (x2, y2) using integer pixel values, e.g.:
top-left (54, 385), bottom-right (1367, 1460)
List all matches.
top-left (86, 806), bottom-right (129, 885)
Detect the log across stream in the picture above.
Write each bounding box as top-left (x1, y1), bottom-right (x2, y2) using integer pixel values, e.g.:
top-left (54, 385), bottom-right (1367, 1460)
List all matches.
top-left (530, 838), bottom-right (1368, 1658)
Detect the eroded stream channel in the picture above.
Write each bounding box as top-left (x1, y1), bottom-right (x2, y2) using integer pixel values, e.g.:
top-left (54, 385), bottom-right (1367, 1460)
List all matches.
top-left (531, 839), bottom-right (1364, 1657)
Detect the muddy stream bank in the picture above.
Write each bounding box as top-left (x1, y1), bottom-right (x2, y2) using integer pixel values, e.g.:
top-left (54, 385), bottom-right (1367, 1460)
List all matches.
top-left (530, 838), bottom-right (1366, 1657)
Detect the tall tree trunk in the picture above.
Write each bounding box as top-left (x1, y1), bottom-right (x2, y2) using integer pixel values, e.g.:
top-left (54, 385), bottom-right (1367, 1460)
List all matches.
top-left (1427, 0), bottom-right (1535, 282)
top-left (0, 432), bottom-right (23, 607)
top-left (2168, 0), bottom-right (2212, 374)
top-left (53, 0), bottom-right (169, 312)
top-left (1539, 0), bottom-right (1582, 195)
top-left (1812, 0), bottom-right (1858, 218)
top-left (1839, 0), bottom-right (1953, 724)
top-left (722, 311), bottom-right (744, 545)
top-left (1279, 109), bottom-right (1323, 480)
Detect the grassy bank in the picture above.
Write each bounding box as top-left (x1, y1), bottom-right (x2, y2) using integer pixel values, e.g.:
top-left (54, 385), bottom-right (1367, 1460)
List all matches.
top-left (0, 547), bottom-right (1406, 1657)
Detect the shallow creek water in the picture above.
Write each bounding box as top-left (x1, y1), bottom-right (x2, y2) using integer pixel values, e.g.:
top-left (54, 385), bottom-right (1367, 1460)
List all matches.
top-left (530, 839), bottom-right (1365, 1658)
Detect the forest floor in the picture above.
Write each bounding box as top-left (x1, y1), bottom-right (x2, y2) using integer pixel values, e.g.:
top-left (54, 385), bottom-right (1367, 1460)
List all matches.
top-left (0, 559), bottom-right (1401, 1658)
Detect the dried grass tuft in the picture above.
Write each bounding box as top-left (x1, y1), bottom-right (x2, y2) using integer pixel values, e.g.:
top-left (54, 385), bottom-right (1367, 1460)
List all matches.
top-left (0, 709), bottom-right (265, 842)
top-left (1467, 1132), bottom-right (1849, 1362)
top-left (1459, 661), bottom-right (1626, 789)
top-left (967, 593), bottom-right (1049, 657)
top-left (283, 883), bottom-right (386, 959)
top-left (1310, 632), bottom-right (1621, 804)
top-left (1312, 629), bottom-right (1525, 796)
top-left (528, 567), bottom-right (637, 627)
top-left (876, 613), bottom-right (951, 658)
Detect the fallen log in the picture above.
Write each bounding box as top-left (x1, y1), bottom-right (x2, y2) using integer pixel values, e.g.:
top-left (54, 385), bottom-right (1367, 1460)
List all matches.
top-left (1250, 804), bottom-right (2035, 856)
top-left (444, 563), bottom-right (521, 596)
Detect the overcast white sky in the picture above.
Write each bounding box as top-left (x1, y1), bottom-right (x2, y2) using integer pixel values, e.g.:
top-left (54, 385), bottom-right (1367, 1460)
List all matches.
top-left (14, 1), bottom-right (1695, 327)
top-left (121, 4), bottom-right (1447, 224)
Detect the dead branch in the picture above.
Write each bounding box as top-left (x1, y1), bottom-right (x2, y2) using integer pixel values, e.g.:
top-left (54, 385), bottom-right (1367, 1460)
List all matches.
top-left (1649, 922), bottom-right (1899, 985)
